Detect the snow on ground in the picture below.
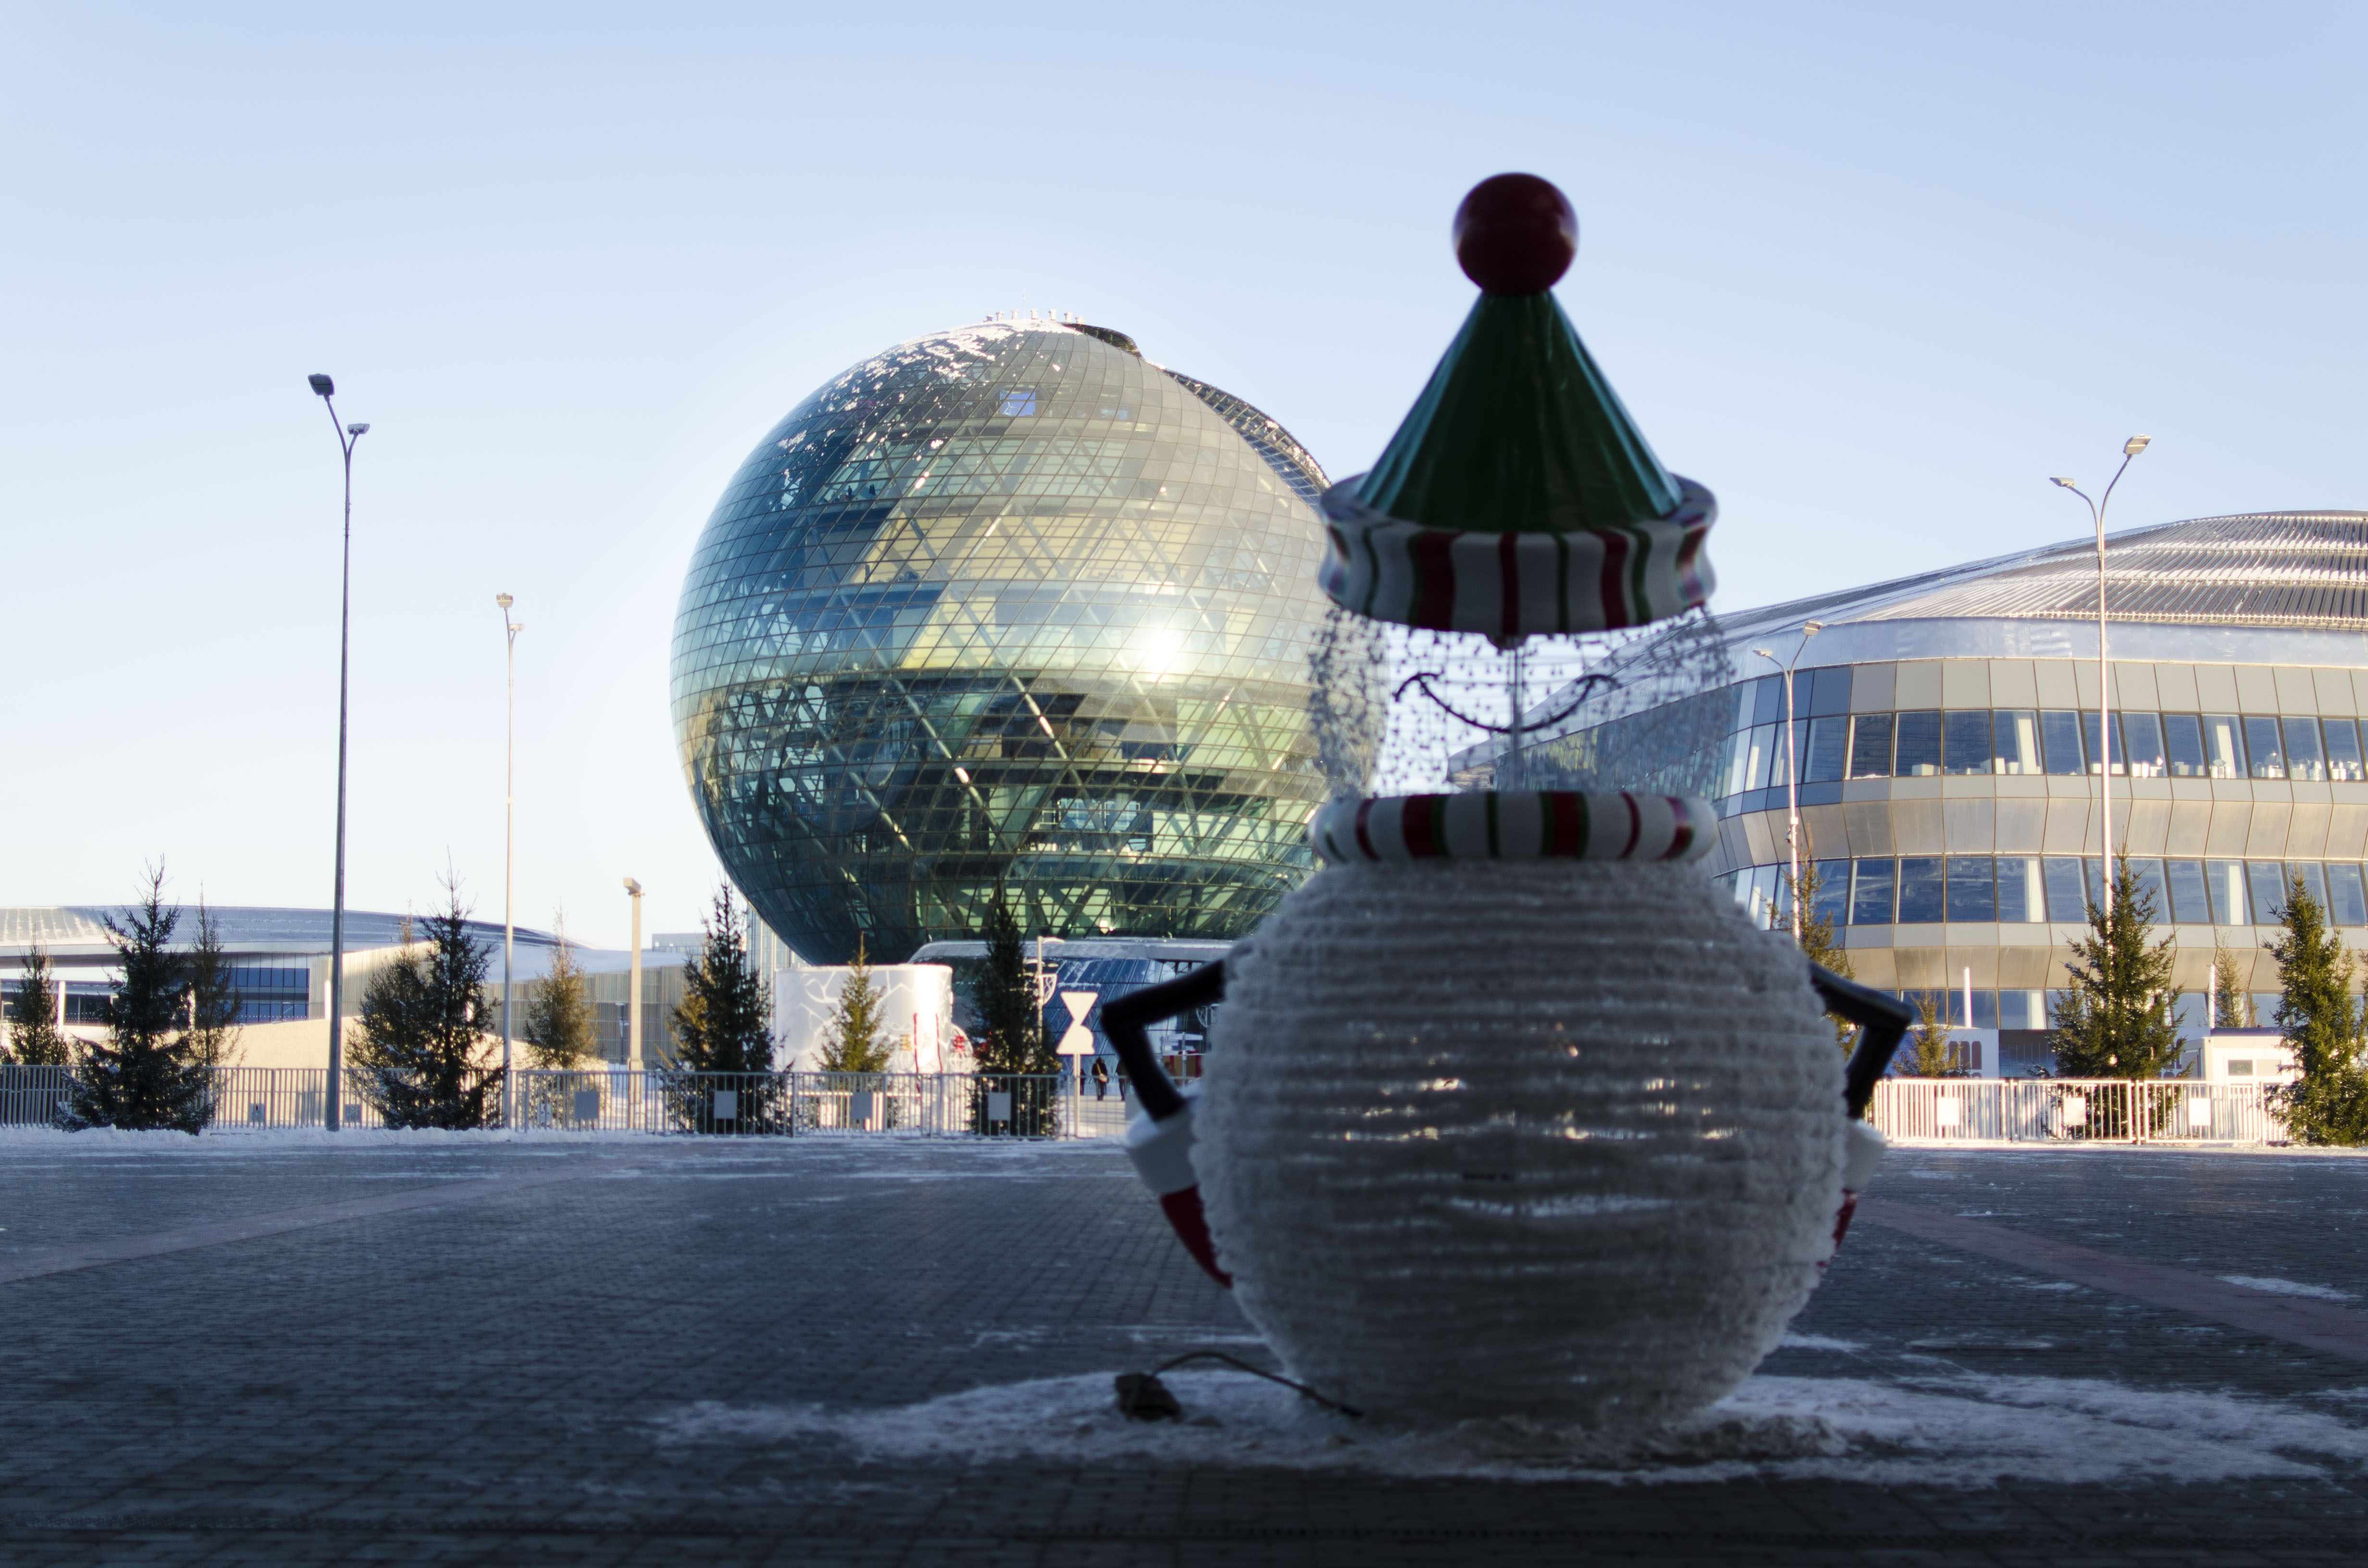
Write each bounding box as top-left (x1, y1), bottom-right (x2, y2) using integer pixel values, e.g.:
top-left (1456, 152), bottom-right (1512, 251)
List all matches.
top-left (2218, 1274), bottom-right (2358, 1301)
top-left (654, 1367), bottom-right (2368, 1488)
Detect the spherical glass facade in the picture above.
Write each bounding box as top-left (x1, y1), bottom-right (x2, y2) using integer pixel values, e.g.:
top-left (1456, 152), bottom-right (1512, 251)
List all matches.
top-left (672, 321), bottom-right (1337, 963)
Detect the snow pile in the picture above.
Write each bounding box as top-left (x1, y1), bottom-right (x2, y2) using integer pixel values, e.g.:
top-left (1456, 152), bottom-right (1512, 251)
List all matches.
top-left (1197, 858), bottom-right (1843, 1428)
top-left (655, 1366), bottom-right (2368, 1487)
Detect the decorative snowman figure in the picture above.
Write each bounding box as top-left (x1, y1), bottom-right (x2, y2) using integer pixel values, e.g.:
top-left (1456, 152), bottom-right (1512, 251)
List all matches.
top-left (1112, 175), bottom-right (1898, 1431)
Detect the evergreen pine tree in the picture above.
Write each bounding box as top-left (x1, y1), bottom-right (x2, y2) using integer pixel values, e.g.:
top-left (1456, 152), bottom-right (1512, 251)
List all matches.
top-left (2212, 942), bottom-right (2254, 1029)
top-left (971, 884), bottom-right (1052, 1077)
top-left (1788, 862), bottom-right (1857, 1049)
top-left (351, 887), bottom-right (503, 1128)
top-left (184, 900), bottom-right (243, 1069)
top-left (521, 918), bottom-right (596, 1069)
top-left (2049, 858), bottom-right (2184, 1079)
top-left (1905, 993), bottom-right (1959, 1077)
top-left (669, 890), bottom-right (772, 1073)
top-left (62, 868), bottom-right (213, 1133)
top-left (5, 943), bottom-right (74, 1068)
top-left (819, 936), bottom-right (893, 1072)
top-left (2266, 874), bottom-right (2368, 1145)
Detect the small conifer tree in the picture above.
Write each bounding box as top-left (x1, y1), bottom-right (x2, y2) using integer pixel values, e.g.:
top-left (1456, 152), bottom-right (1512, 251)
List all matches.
top-left (352, 887), bottom-right (503, 1128)
top-left (670, 890), bottom-right (773, 1073)
top-left (1905, 993), bottom-right (1960, 1077)
top-left (521, 918), bottom-right (596, 1069)
top-left (2266, 874), bottom-right (2368, 1145)
top-left (2212, 943), bottom-right (2254, 1029)
top-left (968, 884), bottom-right (1058, 1134)
top-left (819, 936), bottom-right (894, 1073)
top-left (2050, 858), bottom-right (2183, 1079)
top-left (62, 868), bottom-right (214, 1133)
top-left (184, 900), bottom-right (243, 1070)
top-left (6, 943), bottom-right (74, 1068)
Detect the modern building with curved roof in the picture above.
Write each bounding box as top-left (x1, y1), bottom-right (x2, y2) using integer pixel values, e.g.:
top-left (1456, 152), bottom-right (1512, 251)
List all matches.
top-left (672, 318), bottom-right (1337, 964)
top-left (1517, 509), bottom-right (2368, 1074)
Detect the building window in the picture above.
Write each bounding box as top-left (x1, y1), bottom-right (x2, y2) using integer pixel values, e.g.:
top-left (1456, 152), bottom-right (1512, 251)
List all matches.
top-left (2201, 715), bottom-right (2245, 777)
top-left (2330, 864), bottom-right (2368, 927)
top-left (1803, 716), bottom-right (1850, 783)
top-left (2081, 711), bottom-right (2126, 775)
top-left (2167, 859), bottom-right (2212, 924)
top-left (2244, 716), bottom-right (2285, 779)
top-left (2122, 712), bottom-right (2168, 777)
top-left (2040, 710), bottom-right (2086, 775)
top-left (1850, 858), bottom-right (1896, 925)
top-left (2042, 857), bottom-right (2089, 922)
top-left (2326, 718), bottom-right (2365, 781)
top-left (999, 390), bottom-right (1037, 417)
top-left (1997, 856), bottom-right (2045, 921)
top-left (1943, 710), bottom-right (1991, 775)
top-left (2283, 716), bottom-right (2326, 782)
top-left (1848, 713), bottom-right (1893, 779)
top-left (2207, 859), bottom-right (2248, 925)
top-left (2164, 713), bottom-right (2209, 777)
top-left (2247, 860), bottom-right (2287, 925)
top-left (1994, 710), bottom-right (2041, 775)
top-left (1945, 855), bottom-right (1996, 921)
top-left (1894, 711), bottom-right (1942, 777)
top-left (1897, 857), bottom-right (1946, 923)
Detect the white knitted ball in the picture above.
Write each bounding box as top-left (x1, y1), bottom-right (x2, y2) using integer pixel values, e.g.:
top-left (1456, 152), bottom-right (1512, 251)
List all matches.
top-left (1196, 858), bottom-right (1844, 1429)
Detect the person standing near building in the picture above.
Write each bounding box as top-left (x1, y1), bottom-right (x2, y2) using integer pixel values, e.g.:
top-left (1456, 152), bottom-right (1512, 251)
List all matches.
top-left (1090, 1056), bottom-right (1110, 1101)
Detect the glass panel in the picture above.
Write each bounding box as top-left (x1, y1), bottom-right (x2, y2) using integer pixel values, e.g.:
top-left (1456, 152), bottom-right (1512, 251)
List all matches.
top-left (2206, 859), bottom-right (2247, 925)
top-left (1968, 990), bottom-right (1999, 1029)
top-left (2284, 716), bottom-right (2326, 782)
top-left (2129, 858), bottom-right (2169, 920)
top-left (1894, 710), bottom-right (1942, 776)
top-left (1999, 989), bottom-right (2047, 1029)
top-left (1897, 857), bottom-right (1946, 923)
top-left (1803, 716), bottom-right (1850, 783)
top-left (2040, 710), bottom-right (2087, 775)
top-left (1993, 709), bottom-right (2041, 775)
top-left (2123, 712), bottom-right (2167, 778)
top-left (2329, 863), bottom-right (2368, 927)
top-left (2251, 993), bottom-right (2282, 1028)
top-left (1996, 855), bottom-right (2044, 922)
top-left (1747, 723), bottom-right (1778, 792)
top-left (1721, 729), bottom-right (1754, 797)
top-left (2164, 713), bottom-right (2208, 777)
top-left (2202, 715), bottom-right (2245, 778)
top-left (2085, 857), bottom-right (2107, 912)
top-left (2082, 711), bottom-right (2126, 774)
top-left (2166, 859), bottom-right (2211, 924)
top-left (1943, 710), bottom-right (1992, 775)
top-left (2244, 716), bottom-right (2285, 779)
top-left (2292, 861), bottom-right (2331, 917)
top-left (2247, 860), bottom-right (2287, 925)
top-left (1807, 859), bottom-right (1850, 927)
top-left (1765, 719), bottom-right (1807, 790)
top-left (1747, 865), bottom-right (1781, 930)
top-left (1945, 856), bottom-right (1997, 921)
top-left (1847, 713), bottom-right (1894, 779)
top-left (2326, 717), bottom-right (2365, 782)
top-left (1849, 858), bottom-right (1896, 925)
top-left (2043, 856), bottom-right (2090, 921)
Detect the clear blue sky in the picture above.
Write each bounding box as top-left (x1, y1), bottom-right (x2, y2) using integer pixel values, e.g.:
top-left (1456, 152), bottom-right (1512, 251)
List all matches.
top-left (2, 1), bottom-right (2359, 945)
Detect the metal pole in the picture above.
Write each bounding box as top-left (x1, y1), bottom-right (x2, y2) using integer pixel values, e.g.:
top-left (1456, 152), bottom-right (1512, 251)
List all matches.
top-left (624, 878), bottom-right (644, 1068)
top-left (497, 596), bottom-right (521, 1124)
top-left (2053, 441), bottom-right (2146, 919)
top-left (311, 379), bottom-right (365, 1131)
top-left (1753, 622), bottom-right (1820, 941)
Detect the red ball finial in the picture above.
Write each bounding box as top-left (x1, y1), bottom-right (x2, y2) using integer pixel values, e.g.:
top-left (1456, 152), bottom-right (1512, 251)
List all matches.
top-left (1453, 174), bottom-right (1578, 295)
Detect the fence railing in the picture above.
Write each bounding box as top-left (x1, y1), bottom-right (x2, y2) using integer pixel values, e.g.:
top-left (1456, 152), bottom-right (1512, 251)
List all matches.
top-left (1870, 1078), bottom-right (2286, 1144)
top-left (0, 1065), bottom-right (1076, 1138)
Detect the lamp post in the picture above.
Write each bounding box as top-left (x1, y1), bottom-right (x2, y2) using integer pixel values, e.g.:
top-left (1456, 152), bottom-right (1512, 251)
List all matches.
top-left (496, 593), bottom-right (522, 1121)
top-left (308, 374), bottom-right (369, 1130)
top-left (1751, 621), bottom-right (1823, 941)
top-left (2051, 436), bottom-right (2151, 917)
top-left (622, 878), bottom-right (644, 1068)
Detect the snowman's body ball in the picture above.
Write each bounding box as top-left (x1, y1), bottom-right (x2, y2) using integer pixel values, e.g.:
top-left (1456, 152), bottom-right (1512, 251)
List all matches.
top-left (1196, 858), bottom-right (1844, 1428)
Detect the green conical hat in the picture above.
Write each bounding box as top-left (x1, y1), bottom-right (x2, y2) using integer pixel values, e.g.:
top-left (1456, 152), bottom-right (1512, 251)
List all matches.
top-left (1316, 175), bottom-right (1716, 638)
top-left (1356, 293), bottom-right (1681, 533)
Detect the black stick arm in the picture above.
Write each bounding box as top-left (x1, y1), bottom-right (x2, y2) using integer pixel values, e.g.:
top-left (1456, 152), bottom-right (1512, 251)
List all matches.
top-left (1098, 960), bottom-right (1227, 1123)
top-left (1812, 962), bottom-right (1912, 1119)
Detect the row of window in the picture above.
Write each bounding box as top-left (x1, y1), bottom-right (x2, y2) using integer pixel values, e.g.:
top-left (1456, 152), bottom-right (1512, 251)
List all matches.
top-left (1721, 709), bottom-right (2368, 796)
top-left (1728, 855), bottom-right (2368, 929)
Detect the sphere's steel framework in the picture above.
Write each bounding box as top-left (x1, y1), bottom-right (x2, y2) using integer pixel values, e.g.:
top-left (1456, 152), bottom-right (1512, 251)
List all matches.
top-left (672, 321), bottom-right (1336, 963)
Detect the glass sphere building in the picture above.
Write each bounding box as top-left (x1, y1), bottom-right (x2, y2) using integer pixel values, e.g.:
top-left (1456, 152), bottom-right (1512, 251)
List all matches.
top-left (672, 320), bottom-right (1336, 963)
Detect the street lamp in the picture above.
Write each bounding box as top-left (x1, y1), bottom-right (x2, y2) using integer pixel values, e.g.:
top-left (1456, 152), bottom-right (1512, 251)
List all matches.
top-left (309, 373), bottom-right (369, 1130)
top-left (622, 878), bottom-right (644, 1068)
top-left (2051, 435), bottom-right (2151, 917)
top-left (1751, 621), bottom-right (1823, 940)
top-left (496, 593), bottom-right (522, 1119)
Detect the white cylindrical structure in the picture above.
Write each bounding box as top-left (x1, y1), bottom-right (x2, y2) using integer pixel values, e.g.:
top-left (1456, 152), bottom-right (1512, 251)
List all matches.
top-left (1196, 858), bottom-right (1843, 1428)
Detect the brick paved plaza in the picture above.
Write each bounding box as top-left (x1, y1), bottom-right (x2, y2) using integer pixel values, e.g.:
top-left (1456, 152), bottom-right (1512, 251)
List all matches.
top-left (5, 1131), bottom-right (2368, 1565)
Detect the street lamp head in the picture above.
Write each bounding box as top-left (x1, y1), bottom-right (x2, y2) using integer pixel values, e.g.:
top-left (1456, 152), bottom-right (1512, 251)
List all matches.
top-left (1802, 620), bottom-right (1823, 637)
top-left (308, 374), bottom-right (334, 397)
top-left (495, 593), bottom-right (513, 611)
top-left (623, 878), bottom-right (642, 896)
top-left (2124, 435), bottom-right (2151, 457)
top-left (2050, 477), bottom-right (2078, 489)
top-left (345, 422), bottom-right (369, 436)
top-left (1751, 647), bottom-right (1778, 662)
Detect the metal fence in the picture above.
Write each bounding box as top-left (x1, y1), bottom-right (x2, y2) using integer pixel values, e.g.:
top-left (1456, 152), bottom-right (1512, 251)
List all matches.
top-left (0, 1064), bottom-right (1076, 1138)
top-left (1870, 1078), bottom-right (2286, 1145)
